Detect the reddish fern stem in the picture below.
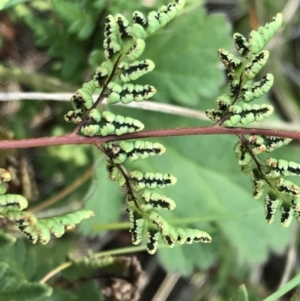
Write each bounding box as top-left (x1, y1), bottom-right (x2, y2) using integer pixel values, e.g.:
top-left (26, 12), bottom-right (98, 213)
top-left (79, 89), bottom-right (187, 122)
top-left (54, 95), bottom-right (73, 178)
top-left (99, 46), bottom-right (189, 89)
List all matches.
top-left (0, 126), bottom-right (299, 149)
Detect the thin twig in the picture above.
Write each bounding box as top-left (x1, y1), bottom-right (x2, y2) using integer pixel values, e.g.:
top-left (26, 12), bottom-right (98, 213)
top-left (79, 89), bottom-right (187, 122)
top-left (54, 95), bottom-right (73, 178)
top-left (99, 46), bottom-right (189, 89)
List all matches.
top-left (35, 202), bottom-right (82, 218)
top-left (39, 244), bottom-right (148, 284)
top-left (263, 272), bottom-right (300, 301)
top-left (277, 225), bottom-right (299, 289)
top-left (282, 0), bottom-right (300, 26)
top-left (30, 167), bottom-right (94, 213)
top-left (152, 273), bottom-right (181, 301)
top-left (1, 92), bottom-right (300, 130)
top-left (93, 207), bottom-right (261, 231)
top-left (0, 92), bottom-right (74, 101)
top-left (248, 0), bottom-right (259, 30)
top-left (39, 262), bottom-right (72, 284)
top-left (0, 92), bottom-right (208, 121)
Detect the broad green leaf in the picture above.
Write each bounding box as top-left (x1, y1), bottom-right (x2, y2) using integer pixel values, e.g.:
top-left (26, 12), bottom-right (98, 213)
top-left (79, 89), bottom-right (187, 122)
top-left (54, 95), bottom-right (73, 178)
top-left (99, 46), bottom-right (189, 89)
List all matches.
top-left (23, 248), bottom-right (38, 281)
top-left (13, 239), bottom-right (26, 272)
top-left (1, 0), bottom-right (29, 9)
top-left (79, 153), bottom-right (123, 235)
top-left (158, 246), bottom-right (194, 275)
top-left (0, 279), bottom-right (52, 301)
top-left (108, 0), bottom-right (144, 15)
top-left (139, 7), bottom-right (232, 107)
top-left (158, 242), bottom-right (216, 275)
top-left (0, 261), bottom-right (9, 279)
top-left (0, 237), bottom-right (75, 282)
top-left (0, 239), bottom-right (26, 280)
top-left (0, 260), bottom-right (52, 301)
top-left (0, 230), bottom-right (16, 248)
top-left (39, 289), bottom-right (77, 301)
top-left (229, 285), bottom-right (249, 301)
top-left (27, 238), bottom-right (75, 281)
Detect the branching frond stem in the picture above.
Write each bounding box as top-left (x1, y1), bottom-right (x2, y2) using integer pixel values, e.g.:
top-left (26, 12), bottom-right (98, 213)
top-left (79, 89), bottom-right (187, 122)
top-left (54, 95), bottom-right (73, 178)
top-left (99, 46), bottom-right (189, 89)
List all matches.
top-left (72, 56), bottom-right (122, 134)
top-left (0, 126), bottom-right (299, 150)
top-left (116, 164), bottom-right (142, 212)
top-left (238, 134), bottom-right (274, 188)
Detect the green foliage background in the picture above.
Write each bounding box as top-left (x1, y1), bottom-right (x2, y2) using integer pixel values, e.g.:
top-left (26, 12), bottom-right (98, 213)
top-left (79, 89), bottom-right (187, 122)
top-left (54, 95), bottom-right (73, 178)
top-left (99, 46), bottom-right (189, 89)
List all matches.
top-left (0, 0), bottom-right (298, 300)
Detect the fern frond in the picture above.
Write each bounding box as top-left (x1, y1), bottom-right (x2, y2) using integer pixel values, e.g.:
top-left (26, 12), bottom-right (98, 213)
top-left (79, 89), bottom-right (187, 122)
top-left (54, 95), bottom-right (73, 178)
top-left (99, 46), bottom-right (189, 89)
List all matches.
top-left (205, 14), bottom-right (282, 128)
top-left (204, 13), bottom-right (300, 228)
top-left (129, 171), bottom-right (177, 191)
top-left (0, 173), bottom-right (94, 244)
top-left (104, 140), bottom-right (165, 164)
top-left (64, 0), bottom-right (213, 254)
top-left (248, 13), bottom-right (282, 55)
top-left (65, 0), bottom-right (185, 139)
top-left (35, 210), bottom-right (95, 244)
top-left (69, 253), bottom-right (114, 271)
top-left (0, 194), bottom-right (28, 213)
